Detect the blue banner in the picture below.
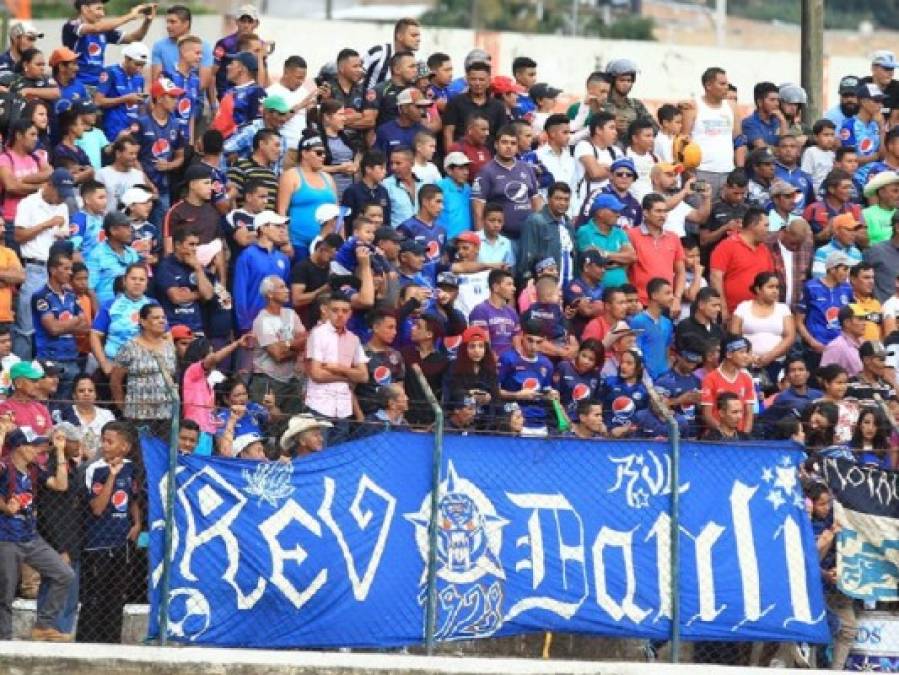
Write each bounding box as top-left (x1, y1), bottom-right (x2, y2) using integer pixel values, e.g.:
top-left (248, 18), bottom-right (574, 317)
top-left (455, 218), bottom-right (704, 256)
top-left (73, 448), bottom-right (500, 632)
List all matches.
top-left (144, 432), bottom-right (829, 648)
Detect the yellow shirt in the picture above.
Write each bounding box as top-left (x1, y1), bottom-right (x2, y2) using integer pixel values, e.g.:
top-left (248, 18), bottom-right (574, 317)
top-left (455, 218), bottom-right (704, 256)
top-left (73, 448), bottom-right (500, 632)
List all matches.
top-left (0, 247), bottom-right (21, 323)
top-left (854, 295), bottom-right (883, 343)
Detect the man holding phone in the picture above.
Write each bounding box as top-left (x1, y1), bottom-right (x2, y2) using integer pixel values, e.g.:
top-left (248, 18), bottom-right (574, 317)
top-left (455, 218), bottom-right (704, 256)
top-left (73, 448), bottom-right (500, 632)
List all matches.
top-left (94, 42), bottom-right (149, 141)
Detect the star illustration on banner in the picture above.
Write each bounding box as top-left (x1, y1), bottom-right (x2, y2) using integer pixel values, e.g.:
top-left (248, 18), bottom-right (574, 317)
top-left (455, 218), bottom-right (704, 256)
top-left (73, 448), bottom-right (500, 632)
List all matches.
top-left (761, 467), bottom-right (774, 483)
top-left (773, 465), bottom-right (798, 494)
top-left (632, 488), bottom-right (649, 509)
top-left (766, 489), bottom-right (786, 510)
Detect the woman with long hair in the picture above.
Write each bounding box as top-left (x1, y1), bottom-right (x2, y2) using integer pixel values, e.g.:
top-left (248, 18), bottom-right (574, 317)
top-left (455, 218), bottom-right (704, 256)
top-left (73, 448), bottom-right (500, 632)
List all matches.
top-left (51, 108), bottom-right (93, 183)
top-left (849, 406), bottom-right (894, 468)
top-left (446, 326), bottom-right (498, 422)
top-left (730, 271), bottom-right (795, 386)
top-left (601, 349), bottom-right (649, 438)
top-left (22, 99), bottom-right (51, 157)
top-left (213, 375), bottom-right (280, 453)
top-left (817, 363), bottom-right (857, 444)
top-left (554, 339), bottom-right (603, 418)
top-left (60, 374), bottom-right (115, 458)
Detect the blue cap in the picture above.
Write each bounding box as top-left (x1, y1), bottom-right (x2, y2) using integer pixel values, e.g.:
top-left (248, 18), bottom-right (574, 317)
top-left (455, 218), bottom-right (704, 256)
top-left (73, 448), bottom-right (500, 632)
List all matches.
top-left (233, 51), bottom-right (258, 73)
top-left (589, 192), bottom-right (625, 214)
top-left (49, 168), bottom-right (75, 199)
top-left (610, 157), bottom-right (637, 176)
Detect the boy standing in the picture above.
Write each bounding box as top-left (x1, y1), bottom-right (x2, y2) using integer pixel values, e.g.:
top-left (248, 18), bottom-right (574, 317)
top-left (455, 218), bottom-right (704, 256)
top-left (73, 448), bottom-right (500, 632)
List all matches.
top-left (477, 203), bottom-right (515, 268)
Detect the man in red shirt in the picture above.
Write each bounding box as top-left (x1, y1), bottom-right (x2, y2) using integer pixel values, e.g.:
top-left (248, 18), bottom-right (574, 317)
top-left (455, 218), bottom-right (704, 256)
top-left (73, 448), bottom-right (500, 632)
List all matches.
top-left (627, 193), bottom-right (686, 313)
top-left (709, 206), bottom-right (774, 321)
top-left (447, 113), bottom-right (492, 182)
top-left (0, 362), bottom-right (52, 452)
top-left (700, 333), bottom-right (756, 435)
top-left (582, 286), bottom-right (628, 343)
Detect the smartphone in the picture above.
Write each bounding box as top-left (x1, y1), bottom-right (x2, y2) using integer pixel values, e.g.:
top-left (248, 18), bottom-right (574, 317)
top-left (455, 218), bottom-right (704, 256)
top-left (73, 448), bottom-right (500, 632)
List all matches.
top-left (692, 179), bottom-right (709, 193)
top-left (139, 4), bottom-right (155, 15)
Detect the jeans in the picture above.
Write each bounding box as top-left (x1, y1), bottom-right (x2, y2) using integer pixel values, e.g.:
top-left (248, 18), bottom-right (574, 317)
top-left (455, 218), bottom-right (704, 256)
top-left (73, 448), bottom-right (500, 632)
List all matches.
top-left (76, 546), bottom-right (127, 643)
top-left (36, 557), bottom-right (79, 634)
top-left (0, 537), bottom-right (74, 639)
top-left (14, 262), bottom-right (48, 361)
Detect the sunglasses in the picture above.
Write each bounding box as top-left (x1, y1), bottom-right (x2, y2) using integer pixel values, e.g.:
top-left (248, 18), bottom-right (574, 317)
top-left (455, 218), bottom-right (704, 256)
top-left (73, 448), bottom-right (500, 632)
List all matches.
top-left (613, 171), bottom-right (635, 179)
top-left (311, 149), bottom-right (325, 157)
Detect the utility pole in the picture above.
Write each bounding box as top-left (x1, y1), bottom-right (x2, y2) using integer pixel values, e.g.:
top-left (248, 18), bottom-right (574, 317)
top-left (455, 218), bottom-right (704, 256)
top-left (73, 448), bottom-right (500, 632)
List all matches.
top-left (572, 0), bottom-right (578, 37)
top-left (715, 0), bottom-right (726, 48)
top-left (326, 0), bottom-right (333, 20)
top-left (801, 0), bottom-right (824, 122)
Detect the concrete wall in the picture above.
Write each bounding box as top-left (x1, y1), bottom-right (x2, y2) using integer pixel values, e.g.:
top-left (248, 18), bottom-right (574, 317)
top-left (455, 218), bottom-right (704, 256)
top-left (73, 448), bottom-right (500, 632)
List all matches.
top-left (26, 15), bottom-right (866, 108)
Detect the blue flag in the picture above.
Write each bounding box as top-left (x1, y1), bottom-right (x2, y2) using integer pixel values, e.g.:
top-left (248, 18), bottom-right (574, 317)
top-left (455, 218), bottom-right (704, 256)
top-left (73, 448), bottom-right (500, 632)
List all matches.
top-left (144, 432), bottom-right (829, 647)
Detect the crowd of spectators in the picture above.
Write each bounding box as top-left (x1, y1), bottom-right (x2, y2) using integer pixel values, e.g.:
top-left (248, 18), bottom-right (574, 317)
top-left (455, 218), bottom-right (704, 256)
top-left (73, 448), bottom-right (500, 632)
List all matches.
top-left (0, 4), bottom-right (891, 665)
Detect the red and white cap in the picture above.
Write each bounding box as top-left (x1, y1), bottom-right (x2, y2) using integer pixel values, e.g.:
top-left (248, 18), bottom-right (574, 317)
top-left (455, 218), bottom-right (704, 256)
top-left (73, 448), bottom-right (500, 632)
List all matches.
top-left (151, 76), bottom-right (185, 99)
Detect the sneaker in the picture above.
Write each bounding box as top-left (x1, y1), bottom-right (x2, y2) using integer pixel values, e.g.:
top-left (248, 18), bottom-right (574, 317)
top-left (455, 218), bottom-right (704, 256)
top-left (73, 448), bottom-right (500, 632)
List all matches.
top-left (30, 626), bottom-right (72, 642)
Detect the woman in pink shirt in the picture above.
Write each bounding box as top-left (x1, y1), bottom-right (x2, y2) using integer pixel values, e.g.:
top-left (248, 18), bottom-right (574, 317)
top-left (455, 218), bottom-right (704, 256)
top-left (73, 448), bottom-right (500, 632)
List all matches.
top-left (181, 334), bottom-right (253, 455)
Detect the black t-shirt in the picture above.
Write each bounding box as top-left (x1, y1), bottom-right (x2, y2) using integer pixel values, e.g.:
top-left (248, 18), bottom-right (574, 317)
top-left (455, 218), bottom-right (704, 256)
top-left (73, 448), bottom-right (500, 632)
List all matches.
top-left (442, 93), bottom-right (507, 142)
top-left (675, 316), bottom-right (724, 354)
top-left (290, 258), bottom-right (331, 328)
top-left (861, 76), bottom-right (899, 117)
top-left (701, 199), bottom-right (749, 263)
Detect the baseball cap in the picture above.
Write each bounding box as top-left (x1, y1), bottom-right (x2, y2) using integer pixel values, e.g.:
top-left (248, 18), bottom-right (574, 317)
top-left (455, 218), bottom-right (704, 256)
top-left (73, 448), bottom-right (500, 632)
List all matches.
top-left (860, 340), bottom-right (888, 358)
top-left (235, 4), bottom-right (260, 20)
top-left (444, 151), bottom-right (471, 170)
top-left (171, 325), bottom-right (194, 341)
top-left (122, 42), bottom-right (150, 64)
top-left (857, 83), bottom-right (886, 101)
top-left (872, 50), bottom-right (898, 70)
top-left (610, 157), bottom-right (637, 176)
top-left (462, 325), bottom-right (489, 344)
top-left (491, 75), bottom-right (525, 95)
top-left (374, 226), bottom-right (402, 243)
top-left (9, 20), bottom-right (42, 40)
top-left (36, 359), bottom-right (60, 376)
top-left (396, 88), bottom-right (432, 107)
top-left (455, 231), bottom-right (480, 247)
top-left (414, 60), bottom-right (431, 80)
top-left (75, 100), bottom-right (98, 115)
top-left (9, 361), bottom-right (43, 381)
top-left (464, 48), bottom-right (491, 69)
top-left (589, 192), bottom-right (625, 214)
top-left (49, 168), bottom-right (75, 199)
top-left (233, 51), bottom-right (259, 73)
top-left (196, 240), bottom-right (222, 268)
top-left (314, 203), bottom-right (341, 224)
top-left (121, 186), bottom-right (155, 207)
top-left (580, 250), bottom-right (608, 268)
top-left (748, 147), bottom-right (776, 166)
top-left (262, 94), bottom-right (291, 114)
top-left (7, 427), bottom-right (48, 451)
top-left (437, 271), bottom-right (459, 288)
top-left (656, 162), bottom-right (684, 175)
top-left (535, 257), bottom-right (558, 276)
top-left (825, 250), bottom-right (854, 270)
top-left (770, 179), bottom-right (798, 197)
top-left (838, 75), bottom-right (860, 95)
top-left (832, 212), bottom-right (863, 231)
top-left (838, 303), bottom-right (867, 323)
top-left (183, 163), bottom-right (213, 183)
top-left (400, 240), bottom-right (425, 255)
top-left (48, 47), bottom-right (78, 67)
top-left (151, 76), bottom-right (185, 99)
top-left (529, 83), bottom-right (562, 101)
top-left (256, 210), bottom-right (289, 227)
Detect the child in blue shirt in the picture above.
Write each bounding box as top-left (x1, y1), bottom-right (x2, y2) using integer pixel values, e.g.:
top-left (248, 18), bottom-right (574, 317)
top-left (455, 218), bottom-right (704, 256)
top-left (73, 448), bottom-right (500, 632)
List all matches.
top-left (121, 185), bottom-right (160, 268)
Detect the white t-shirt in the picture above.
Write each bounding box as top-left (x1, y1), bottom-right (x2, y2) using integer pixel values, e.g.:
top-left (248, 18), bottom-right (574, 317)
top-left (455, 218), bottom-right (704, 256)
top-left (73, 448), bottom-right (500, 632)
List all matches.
top-left (456, 270), bottom-right (491, 319)
top-left (536, 144), bottom-right (577, 214)
top-left (691, 96), bottom-right (734, 173)
top-left (882, 296), bottom-right (899, 321)
top-left (627, 148), bottom-right (657, 200)
top-left (412, 161), bottom-right (442, 185)
top-left (664, 199), bottom-right (693, 237)
top-left (801, 146), bottom-right (835, 194)
top-left (253, 307), bottom-right (306, 383)
top-left (267, 81), bottom-right (314, 151)
top-left (96, 166), bottom-right (147, 213)
top-left (654, 133), bottom-right (675, 163)
top-left (15, 190), bottom-right (69, 262)
top-left (573, 140), bottom-right (617, 210)
top-left (779, 242), bottom-right (795, 305)
top-left (733, 301), bottom-right (792, 357)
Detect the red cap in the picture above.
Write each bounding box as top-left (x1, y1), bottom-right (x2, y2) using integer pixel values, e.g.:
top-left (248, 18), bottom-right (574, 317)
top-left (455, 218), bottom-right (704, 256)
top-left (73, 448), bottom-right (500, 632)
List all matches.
top-left (462, 325), bottom-right (490, 344)
top-left (456, 231), bottom-right (481, 247)
top-left (151, 77), bottom-right (185, 99)
top-left (171, 325), bottom-right (194, 340)
top-left (491, 75), bottom-right (526, 95)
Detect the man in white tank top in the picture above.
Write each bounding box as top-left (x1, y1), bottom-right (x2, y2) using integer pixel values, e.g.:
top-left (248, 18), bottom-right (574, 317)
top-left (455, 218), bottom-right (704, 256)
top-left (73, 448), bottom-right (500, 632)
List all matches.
top-left (681, 67), bottom-right (738, 199)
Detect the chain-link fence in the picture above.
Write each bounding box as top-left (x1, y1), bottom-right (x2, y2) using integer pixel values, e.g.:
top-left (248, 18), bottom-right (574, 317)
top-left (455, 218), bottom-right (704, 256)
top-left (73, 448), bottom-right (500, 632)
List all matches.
top-left (7, 378), bottom-right (857, 665)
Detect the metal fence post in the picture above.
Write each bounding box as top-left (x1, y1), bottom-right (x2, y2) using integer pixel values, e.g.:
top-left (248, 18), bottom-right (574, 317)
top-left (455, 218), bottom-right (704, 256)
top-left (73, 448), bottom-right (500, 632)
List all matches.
top-left (157, 396), bottom-right (181, 645)
top-left (412, 364), bottom-right (443, 656)
top-left (647, 385), bottom-right (680, 663)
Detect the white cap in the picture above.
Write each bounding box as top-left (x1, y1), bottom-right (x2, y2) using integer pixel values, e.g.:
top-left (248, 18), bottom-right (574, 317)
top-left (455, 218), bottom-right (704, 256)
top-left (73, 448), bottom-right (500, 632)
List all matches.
top-left (315, 203), bottom-right (341, 225)
top-left (121, 186), bottom-right (154, 207)
top-left (196, 239), bottom-right (222, 268)
top-left (9, 20), bottom-right (42, 39)
top-left (122, 42), bottom-right (150, 64)
top-left (233, 433), bottom-right (263, 456)
top-left (255, 210), bottom-right (288, 227)
top-left (235, 4), bottom-right (260, 20)
top-left (443, 151), bottom-right (471, 170)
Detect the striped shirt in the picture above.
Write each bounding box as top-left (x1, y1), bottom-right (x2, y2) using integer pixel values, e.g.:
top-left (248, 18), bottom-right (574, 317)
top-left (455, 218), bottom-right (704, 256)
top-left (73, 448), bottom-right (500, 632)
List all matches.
top-left (362, 42), bottom-right (393, 92)
top-left (227, 157), bottom-right (278, 211)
